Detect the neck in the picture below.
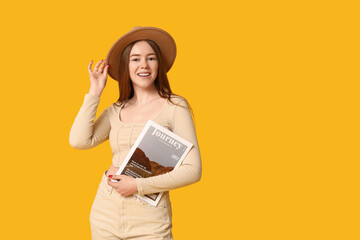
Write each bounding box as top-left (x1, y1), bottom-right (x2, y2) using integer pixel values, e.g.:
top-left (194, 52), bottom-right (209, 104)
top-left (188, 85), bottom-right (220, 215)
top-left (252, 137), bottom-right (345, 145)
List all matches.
top-left (131, 85), bottom-right (160, 105)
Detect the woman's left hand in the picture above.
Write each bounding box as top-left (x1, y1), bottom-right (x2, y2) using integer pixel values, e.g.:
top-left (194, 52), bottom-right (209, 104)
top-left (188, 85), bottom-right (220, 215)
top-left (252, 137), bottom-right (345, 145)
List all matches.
top-left (107, 175), bottom-right (138, 197)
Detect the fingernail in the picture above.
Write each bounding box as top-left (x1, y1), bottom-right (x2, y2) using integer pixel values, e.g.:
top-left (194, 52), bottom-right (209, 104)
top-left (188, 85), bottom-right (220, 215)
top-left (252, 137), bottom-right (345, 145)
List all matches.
top-left (107, 65), bottom-right (110, 69)
top-left (108, 175), bottom-right (113, 178)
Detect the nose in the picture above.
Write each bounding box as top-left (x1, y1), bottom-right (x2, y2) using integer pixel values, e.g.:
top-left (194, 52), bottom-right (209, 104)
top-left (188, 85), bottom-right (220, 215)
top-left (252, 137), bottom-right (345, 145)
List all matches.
top-left (140, 59), bottom-right (149, 69)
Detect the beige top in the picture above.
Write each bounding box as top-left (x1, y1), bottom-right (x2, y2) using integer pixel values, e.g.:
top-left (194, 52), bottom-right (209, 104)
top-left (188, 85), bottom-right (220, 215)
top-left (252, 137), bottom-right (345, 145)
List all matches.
top-left (69, 93), bottom-right (202, 196)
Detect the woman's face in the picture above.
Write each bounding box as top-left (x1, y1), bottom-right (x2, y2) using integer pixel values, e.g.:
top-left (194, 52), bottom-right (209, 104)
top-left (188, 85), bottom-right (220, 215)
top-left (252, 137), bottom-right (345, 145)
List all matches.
top-left (128, 40), bottom-right (159, 90)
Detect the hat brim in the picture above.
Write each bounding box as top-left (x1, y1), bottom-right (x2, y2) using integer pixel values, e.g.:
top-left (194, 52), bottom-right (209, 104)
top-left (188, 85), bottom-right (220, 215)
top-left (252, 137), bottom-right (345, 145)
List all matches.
top-left (105, 27), bottom-right (176, 81)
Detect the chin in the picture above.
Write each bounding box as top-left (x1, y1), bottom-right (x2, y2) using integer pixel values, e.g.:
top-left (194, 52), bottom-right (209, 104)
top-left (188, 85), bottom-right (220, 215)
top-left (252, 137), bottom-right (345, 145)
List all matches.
top-left (133, 81), bottom-right (156, 89)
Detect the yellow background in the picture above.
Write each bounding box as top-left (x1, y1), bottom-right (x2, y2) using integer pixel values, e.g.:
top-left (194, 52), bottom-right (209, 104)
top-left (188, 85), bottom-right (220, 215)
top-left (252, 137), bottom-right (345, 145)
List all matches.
top-left (1, 0), bottom-right (359, 239)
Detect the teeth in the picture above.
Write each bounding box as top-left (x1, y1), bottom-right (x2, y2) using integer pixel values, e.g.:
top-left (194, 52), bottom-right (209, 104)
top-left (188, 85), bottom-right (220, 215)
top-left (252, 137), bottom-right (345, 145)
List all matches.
top-left (138, 73), bottom-right (150, 76)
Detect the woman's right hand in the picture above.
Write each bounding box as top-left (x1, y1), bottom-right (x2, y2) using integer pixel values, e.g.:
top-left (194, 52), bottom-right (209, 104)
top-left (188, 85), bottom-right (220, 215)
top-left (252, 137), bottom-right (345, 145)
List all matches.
top-left (88, 59), bottom-right (109, 97)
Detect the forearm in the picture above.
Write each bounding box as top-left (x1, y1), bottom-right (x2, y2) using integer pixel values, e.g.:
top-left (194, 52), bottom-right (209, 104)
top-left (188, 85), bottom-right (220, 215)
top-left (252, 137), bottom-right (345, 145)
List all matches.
top-left (69, 94), bottom-right (109, 149)
top-left (136, 148), bottom-right (202, 195)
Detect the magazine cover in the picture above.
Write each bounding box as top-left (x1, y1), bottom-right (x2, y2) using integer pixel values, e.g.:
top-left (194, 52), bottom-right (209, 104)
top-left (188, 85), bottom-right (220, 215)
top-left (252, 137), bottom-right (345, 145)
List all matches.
top-left (113, 120), bottom-right (193, 206)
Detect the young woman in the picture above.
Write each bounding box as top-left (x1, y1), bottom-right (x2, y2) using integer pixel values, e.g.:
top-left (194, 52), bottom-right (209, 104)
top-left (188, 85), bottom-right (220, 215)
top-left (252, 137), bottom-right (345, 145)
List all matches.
top-left (69, 26), bottom-right (201, 240)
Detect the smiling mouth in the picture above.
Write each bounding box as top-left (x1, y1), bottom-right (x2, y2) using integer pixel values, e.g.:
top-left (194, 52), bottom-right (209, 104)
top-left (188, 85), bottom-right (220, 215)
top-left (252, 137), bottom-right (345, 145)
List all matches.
top-left (137, 73), bottom-right (151, 77)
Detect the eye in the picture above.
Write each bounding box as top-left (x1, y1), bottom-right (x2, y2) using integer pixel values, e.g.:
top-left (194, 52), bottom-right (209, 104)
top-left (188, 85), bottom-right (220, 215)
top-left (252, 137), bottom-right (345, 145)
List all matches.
top-left (131, 58), bottom-right (140, 62)
top-left (148, 57), bottom-right (157, 61)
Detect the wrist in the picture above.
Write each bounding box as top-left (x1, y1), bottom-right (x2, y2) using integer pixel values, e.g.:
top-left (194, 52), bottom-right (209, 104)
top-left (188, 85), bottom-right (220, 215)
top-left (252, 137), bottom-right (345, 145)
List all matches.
top-left (88, 88), bottom-right (102, 97)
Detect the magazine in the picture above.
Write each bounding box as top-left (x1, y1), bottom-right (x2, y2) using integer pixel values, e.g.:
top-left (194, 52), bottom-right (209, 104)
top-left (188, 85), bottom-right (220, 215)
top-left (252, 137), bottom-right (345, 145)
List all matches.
top-left (112, 120), bottom-right (193, 206)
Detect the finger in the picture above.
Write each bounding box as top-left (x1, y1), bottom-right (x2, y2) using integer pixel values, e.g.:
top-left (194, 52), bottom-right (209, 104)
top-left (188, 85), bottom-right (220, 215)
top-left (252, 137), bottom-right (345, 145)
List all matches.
top-left (94, 60), bottom-right (103, 72)
top-left (107, 179), bottom-right (116, 187)
top-left (99, 59), bottom-right (106, 72)
top-left (103, 64), bottom-right (110, 75)
top-left (121, 192), bottom-right (129, 197)
top-left (88, 60), bottom-right (93, 74)
top-left (107, 175), bottom-right (117, 182)
top-left (110, 175), bottom-right (123, 180)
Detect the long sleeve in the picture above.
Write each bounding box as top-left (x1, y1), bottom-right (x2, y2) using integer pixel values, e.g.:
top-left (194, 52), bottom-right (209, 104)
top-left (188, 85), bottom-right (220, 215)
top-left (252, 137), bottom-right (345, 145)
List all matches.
top-left (69, 93), bottom-right (110, 149)
top-left (136, 98), bottom-right (202, 195)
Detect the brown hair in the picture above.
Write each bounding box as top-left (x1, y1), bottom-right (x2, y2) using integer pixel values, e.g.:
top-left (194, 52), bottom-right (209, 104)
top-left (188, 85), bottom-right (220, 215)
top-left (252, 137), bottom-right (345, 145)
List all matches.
top-left (114, 39), bottom-right (193, 116)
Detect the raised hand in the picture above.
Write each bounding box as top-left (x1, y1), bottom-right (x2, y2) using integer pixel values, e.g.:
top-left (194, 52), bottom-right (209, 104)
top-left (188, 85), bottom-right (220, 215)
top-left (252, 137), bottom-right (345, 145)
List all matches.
top-left (88, 59), bottom-right (109, 97)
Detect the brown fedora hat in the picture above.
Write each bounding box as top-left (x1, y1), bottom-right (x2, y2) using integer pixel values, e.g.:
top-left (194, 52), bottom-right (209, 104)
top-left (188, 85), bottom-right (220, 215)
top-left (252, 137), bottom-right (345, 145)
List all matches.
top-left (105, 26), bottom-right (177, 81)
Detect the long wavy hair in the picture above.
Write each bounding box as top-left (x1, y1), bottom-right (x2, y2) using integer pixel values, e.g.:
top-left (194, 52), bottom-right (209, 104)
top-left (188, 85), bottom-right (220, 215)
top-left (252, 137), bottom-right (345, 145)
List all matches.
top-left (114, 39), bottom-right (192, 115)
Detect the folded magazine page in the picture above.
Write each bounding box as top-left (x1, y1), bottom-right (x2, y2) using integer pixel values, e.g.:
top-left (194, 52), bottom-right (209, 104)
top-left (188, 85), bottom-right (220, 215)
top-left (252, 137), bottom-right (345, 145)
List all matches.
top-left (114, 120), bottom-right (193, 206)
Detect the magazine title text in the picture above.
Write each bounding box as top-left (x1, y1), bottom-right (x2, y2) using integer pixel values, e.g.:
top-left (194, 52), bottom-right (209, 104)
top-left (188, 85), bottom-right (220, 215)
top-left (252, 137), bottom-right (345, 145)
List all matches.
top-left (151, 129), bottom-right (183, 150)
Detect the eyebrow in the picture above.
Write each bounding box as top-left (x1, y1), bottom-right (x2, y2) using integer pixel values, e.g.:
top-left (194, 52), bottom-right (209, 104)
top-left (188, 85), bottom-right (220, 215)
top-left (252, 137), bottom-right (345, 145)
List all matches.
top-left (129, 53), bottom-right (156, 57)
